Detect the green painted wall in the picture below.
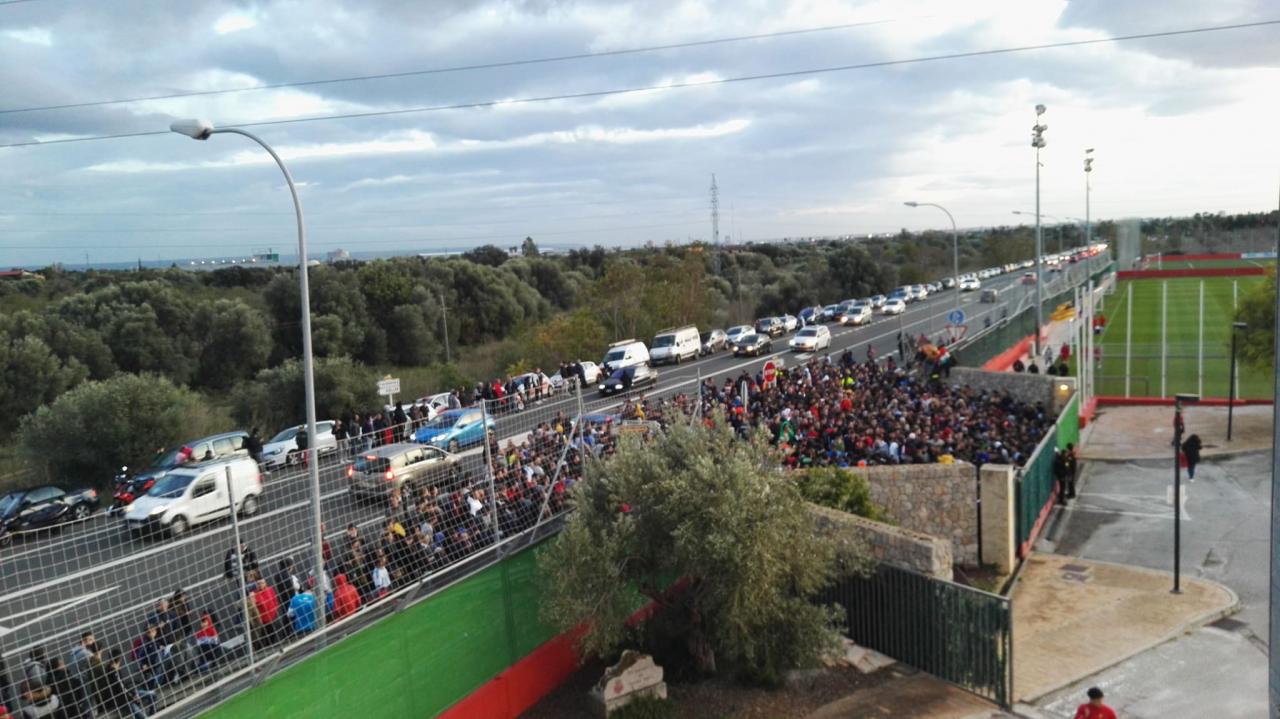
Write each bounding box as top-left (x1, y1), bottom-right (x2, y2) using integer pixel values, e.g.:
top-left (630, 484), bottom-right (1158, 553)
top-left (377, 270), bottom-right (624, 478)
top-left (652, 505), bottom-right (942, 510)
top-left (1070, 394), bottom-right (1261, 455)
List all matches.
top-left (203, 545), bottom-right (555, 718)
top-left (1056, 394), bottom-right (1079, 450)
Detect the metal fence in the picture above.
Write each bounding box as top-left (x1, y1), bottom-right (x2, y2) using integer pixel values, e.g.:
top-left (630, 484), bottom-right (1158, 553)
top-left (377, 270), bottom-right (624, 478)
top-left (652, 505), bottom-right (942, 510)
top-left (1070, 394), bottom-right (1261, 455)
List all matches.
top-left (820, 564), bottom-right (1013, 707)
top-left (1014, 408), bottom-right (1063, 557)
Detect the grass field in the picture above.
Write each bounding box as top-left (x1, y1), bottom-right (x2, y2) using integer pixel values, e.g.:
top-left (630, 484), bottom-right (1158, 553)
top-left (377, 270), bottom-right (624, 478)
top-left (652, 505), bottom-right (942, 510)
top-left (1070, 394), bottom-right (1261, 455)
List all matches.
top-left (1095, 276), bottom-right (1273, 399)
top-left (1138, 257), bottom-right (1276, 271)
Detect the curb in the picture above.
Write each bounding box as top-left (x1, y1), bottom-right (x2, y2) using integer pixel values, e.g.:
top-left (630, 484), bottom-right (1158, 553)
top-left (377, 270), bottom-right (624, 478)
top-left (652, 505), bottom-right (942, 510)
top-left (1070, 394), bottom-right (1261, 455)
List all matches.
top-left (1015, 556), bottom-right (1241, 706)
top-left (1078, 445), bottom-right (1270, 462)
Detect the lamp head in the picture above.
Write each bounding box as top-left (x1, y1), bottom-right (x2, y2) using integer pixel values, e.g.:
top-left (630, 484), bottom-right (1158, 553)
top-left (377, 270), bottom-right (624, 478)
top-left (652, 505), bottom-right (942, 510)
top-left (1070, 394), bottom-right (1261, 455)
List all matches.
top-left (903, 201), bottom-right (919, 208)
top-left (170, 119), bottom-right (214, 140)
top-left (1035, 104), bottom-right (1046, 115)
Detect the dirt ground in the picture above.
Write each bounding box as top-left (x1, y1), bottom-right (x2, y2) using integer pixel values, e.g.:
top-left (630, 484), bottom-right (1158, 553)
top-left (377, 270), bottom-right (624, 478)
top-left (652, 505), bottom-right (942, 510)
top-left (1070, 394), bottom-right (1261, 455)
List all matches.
top-left (519, 658), bottom-right (896, 719)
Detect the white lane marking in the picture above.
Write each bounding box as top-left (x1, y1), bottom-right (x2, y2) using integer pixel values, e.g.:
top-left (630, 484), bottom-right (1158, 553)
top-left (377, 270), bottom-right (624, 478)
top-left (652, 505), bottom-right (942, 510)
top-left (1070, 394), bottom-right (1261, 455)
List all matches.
top-left (0, 585), bottom-right (118, 639)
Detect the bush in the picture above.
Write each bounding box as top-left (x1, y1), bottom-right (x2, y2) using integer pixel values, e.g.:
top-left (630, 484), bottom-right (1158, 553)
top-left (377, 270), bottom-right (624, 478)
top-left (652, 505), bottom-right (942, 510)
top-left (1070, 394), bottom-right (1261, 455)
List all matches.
top-left (231, 356), bottom-right (379, 431)
top-left (796, 467), bottom-right (886, 521)
top-left (610, 695), bottom-right (674, 719)
top-left (18, 373), bottom-right (231, 488)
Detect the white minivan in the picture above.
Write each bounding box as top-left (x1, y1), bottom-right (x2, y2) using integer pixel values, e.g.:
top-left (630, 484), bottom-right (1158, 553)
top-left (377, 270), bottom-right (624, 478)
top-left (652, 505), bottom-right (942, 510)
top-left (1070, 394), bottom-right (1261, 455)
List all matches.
top-left (601, 339), bottom-right (651, 372)
top-left (649, 326), bottom-right (700, 365)
top-left (125, 457), bottom-right (263, 538)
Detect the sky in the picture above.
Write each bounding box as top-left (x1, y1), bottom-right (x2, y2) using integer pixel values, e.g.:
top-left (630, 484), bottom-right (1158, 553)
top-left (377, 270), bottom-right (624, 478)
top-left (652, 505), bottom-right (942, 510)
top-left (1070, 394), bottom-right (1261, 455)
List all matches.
top-left (0, 0), bottom-right (1277, 266)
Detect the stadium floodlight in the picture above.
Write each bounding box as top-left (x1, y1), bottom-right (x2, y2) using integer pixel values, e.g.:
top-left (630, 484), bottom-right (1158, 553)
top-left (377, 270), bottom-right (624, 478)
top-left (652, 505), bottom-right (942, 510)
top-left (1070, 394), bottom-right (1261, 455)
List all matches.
top-left (903, 201), bottom-right (961, 319)
top-left (169, 119), bottom-right (326, 630)
top-left (1031, 106), bottom-right (1048, 356)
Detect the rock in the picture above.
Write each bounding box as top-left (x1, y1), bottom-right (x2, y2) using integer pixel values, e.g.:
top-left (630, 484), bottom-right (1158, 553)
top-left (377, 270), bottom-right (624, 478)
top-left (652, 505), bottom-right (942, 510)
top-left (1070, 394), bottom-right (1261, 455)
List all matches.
top-left (590, 651), bottom-right (669, 717)
top-left (844, 643), bottom-right (897, 674)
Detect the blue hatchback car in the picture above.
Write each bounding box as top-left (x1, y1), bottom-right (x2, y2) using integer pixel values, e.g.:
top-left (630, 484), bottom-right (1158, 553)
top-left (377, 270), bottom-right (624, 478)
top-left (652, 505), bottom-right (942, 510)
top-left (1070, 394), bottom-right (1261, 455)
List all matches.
top-left (412, 409), bottom-right (495, 452)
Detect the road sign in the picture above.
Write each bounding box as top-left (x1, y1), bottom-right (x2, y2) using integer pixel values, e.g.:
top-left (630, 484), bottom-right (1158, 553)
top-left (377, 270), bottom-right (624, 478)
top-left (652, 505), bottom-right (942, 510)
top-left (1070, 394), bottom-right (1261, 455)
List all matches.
top-left (377, 377), bottom-right (401, 397)
top-left (763, 360), bottom-right (778, 383)
top-left (947, 308), bottom-right (966, 325)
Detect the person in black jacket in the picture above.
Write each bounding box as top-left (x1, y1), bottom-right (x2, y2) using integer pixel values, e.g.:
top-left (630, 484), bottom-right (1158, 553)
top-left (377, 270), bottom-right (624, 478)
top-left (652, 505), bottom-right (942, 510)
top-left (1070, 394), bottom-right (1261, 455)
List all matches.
top-left (92, 649), bottom-right (154, 718)
top-left (1182, 434), bottom-right (1203, 480)
top-left (244, 428), bottom-right (264, 464)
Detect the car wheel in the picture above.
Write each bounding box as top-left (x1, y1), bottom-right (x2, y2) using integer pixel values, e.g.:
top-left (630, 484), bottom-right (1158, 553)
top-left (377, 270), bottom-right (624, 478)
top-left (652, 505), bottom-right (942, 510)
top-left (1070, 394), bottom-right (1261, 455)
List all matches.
top-left (240, 495), bottom-right (258, 517)
top-left (169, 517), bottom-right (188, 538)
top-left (73, 504), bottom-right (90, 521)
top-left (448, 439), bottom-right (460, 453)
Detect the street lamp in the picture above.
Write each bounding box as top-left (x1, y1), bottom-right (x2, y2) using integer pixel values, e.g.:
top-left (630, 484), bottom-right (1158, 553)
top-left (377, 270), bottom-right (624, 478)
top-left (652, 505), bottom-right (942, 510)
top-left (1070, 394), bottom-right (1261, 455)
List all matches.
top-left (1229, 321), bottom-right (1247, 441)
top-left (170, 119), bottom-right (327, 630)
top-left (1084, 149), bottom-right (1095, 248)
top-left (1032, 105), bottom-right (1048, 358)
top-left (1172, 392), bottom-right (1200, 594)
top-left (904, 201), bottom-right (961, 322)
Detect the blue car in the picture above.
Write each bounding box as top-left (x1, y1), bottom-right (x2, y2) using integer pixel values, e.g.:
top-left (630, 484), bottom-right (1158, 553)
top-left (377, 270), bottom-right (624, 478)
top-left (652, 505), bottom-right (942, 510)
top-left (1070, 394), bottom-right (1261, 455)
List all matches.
top-left (412, 409), bottom-right (495, 453)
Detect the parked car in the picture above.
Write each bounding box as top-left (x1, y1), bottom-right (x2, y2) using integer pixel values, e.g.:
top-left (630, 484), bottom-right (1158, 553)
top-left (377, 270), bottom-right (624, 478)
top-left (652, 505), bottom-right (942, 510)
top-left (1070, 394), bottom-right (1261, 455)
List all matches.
top-left (598, 364), bottom-right (658, 396)
top-left (125, 457), bottom-right (261, 538)
top-left (131, 431), bottom-right (250, 489)
top-left (910, 285), bottom-right (929, 301)
top-left (821, 304), bottom-right (841, 321)
top-left (601, 339), bottom-right (651, 372)
top-left (412, 408), bottom-right (495, 453)
top-left (789, 325), bottom-right (831, 352)
top-left (797, 306), bottom-right (823, 326)
top-left (733, 333), bottom-right (773, 357)
top-left (261, 421), bottom-right (339, 468)
top-left (1, 486), bottom-right (99, 540)
top-left (780, 314), bottom-right (799, 332)
top-left (550, 361), bottom-right (602, 390)
top-left (881, 298), bottom-right (907, 315)
top-left (700, 329), bottom-right (728, 355)
top-left (960, 277), bottom-right (981, 291)
top-left (1021, 272), bottom-right (1037, 285)
top-left (840, 304), bottom-right (873, 326)
top-left (347, 443), bottom-right (461, 498)
top-left (725, 325), bottom-right (753, 347)
top-left (650, 325), bottom-right (701, 365)
top-left (942, 277), bottom-right (957, 289)
top-left (754, 317), bottom-right (785, 337)
top-left (869, 295), bottom-right (887, 309)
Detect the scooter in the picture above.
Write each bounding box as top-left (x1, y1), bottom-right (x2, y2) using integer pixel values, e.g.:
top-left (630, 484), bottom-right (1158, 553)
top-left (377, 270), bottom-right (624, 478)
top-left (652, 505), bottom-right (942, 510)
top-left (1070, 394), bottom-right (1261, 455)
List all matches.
top-left (109, 466), bottom-right (150, 516)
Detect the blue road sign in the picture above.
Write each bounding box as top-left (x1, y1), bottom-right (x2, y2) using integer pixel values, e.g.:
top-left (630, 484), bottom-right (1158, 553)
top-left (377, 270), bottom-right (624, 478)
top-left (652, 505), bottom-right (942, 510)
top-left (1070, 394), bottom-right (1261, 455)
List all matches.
top-left (947, 309), bottom-right (966, 325)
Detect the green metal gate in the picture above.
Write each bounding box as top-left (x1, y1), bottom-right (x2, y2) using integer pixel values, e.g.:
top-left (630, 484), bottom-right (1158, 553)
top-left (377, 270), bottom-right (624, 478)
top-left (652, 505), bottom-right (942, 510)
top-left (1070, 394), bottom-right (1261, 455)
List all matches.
top-left (821, 565), bottom-right (1013, 707)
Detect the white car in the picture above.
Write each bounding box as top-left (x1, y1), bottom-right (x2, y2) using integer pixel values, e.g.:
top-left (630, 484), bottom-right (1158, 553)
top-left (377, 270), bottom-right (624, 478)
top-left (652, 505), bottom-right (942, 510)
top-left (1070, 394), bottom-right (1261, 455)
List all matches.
top-left (780, 314), bottom-right (799, 332)
top-left (960, 277), bottom-right (981, 291)
top-left (840, 304), bottom-right (873, 326)
top-left (550, 361), bottom-right (602, 390)
top-left (261, 421), bottom-right (338, 468)
top-left (725, 325), bottom-right (753, 347)
top-left (789, 325), bottom-right (831, 352)
top-left (881, 298), bottom-right (907, 315)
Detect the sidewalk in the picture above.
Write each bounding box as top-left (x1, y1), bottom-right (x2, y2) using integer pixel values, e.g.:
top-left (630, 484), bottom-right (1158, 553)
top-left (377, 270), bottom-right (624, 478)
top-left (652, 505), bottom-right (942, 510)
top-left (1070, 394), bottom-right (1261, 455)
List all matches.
top-left (1078, 404), bottom-right (1272, 461)
top-left (1010, 553), bottom-right (1237, 703)
top-left (805, 671), bottom-right (1009, 719)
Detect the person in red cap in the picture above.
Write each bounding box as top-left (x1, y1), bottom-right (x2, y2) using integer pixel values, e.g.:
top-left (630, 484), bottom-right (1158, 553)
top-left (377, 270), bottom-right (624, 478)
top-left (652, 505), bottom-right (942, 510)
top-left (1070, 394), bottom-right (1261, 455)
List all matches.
top-left (1074, 687), bottom-right (1116, 719)
top-left (331, 574), bottom-right (361, 619)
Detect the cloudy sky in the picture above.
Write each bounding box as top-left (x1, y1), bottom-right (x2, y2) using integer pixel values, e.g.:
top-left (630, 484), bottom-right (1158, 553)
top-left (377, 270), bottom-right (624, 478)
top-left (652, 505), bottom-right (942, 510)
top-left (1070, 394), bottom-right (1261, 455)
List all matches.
top-left (1, 0), bottom-right (1277, 266)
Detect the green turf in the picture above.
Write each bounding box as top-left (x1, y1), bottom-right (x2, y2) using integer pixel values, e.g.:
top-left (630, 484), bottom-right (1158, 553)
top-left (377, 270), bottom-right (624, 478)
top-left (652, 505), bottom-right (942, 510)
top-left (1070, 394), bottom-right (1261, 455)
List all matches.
top-left (1094, 277), bottom-right (1273, 399)
top-left (1139, 258), bottom-right (1276, 271)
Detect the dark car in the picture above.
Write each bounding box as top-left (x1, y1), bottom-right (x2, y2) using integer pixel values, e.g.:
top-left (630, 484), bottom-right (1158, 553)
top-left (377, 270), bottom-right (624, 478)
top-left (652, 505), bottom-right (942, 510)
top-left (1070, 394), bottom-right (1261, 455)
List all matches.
top-left (598, 365), bottom-right (658, 396)
top-left (733, 333), bottom-right (773, 357)
top-left (1, 485), bottom-right (100, 541)
top-left (797, 306), bottom-right (823, 326)
top-left (132, 431), bottom-right (250, 489)
top-left (754, 317), bottom-right (785, 337)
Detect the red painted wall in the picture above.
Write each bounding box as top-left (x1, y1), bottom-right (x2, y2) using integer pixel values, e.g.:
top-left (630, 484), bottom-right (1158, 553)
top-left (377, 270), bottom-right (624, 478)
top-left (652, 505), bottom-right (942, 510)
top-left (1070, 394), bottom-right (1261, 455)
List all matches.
top-left (1140, 252), bottom-right (1241, 262)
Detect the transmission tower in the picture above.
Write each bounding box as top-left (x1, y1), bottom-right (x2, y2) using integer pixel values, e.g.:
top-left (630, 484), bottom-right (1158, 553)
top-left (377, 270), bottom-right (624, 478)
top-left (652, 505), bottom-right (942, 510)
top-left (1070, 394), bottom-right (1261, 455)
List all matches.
top-left (710, 173), bottom-right (720, 274)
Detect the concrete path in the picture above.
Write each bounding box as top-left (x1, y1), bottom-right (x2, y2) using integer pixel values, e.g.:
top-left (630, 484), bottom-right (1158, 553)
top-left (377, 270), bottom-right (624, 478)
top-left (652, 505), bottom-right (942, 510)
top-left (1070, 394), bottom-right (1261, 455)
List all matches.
top-left (805, 671), bottom-right (1009, 719)
top-left (1079, 404), bottom-right (1272, 461)
top-left (1010, 553), bottom-right (1236, 703)
top-left (1025, 627), bottom-right (1267, 718)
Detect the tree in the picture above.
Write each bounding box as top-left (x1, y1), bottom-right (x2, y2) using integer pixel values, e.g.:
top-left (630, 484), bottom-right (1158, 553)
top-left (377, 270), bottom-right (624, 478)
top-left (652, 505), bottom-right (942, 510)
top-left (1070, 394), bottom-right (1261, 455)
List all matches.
top-left (192, 299), bottom-right (272, 389)
top-left (462, 244), bottom-right (509, 267)
top-left (796, 467), bottom-right (885, 521)
top-left (538, 417), bottom-right (848, 685)
top-left (386, 304), bottom-right (435, 366)
top-left (526, 309), bottom-right (608, 368)
top-left (19, 373), bottom-right (229, 488)
top-left (231, 356), bottom-right (379, 431)
top-left (0, 334), bottom-right (87, 433)
top-left (1236, 270), bottom-right (1275, 370)
top-left (521, 236), bottom-right (540, 257)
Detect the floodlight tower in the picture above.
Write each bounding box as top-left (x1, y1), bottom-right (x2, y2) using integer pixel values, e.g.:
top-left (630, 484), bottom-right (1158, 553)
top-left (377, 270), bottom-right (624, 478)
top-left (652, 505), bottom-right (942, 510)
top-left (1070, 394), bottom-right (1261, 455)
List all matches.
top-left (710, 173), bottom-right (721, 274)
top-left (1032, 105), bottom-right (1048, 358)
top-left (1084, 149), bottom-right (1095, 247)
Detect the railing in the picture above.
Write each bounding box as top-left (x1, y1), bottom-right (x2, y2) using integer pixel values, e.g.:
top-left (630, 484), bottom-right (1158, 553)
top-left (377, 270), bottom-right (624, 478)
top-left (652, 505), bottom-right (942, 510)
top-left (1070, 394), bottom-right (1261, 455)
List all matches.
top-left (819, 564), bottom-right (1013, 707)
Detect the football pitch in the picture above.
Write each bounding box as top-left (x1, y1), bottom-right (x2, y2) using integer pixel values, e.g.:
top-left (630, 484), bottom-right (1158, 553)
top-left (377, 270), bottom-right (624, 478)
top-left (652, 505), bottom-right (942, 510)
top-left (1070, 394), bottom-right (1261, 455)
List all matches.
top-left (1138, 257), bottom-right (1276, 271)
top-left (1094, 276), bottom-right (1273, 399)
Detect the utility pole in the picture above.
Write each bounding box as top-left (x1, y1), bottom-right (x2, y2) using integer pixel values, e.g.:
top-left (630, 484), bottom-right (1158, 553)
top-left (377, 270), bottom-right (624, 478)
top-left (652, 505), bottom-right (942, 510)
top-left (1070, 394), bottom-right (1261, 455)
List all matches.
top-left (1269, 177), bottom-right (1280, 719)
top-left (1032, 105), bottom-right (1048, 358)
top-left (710, 173), bottom-right (721, 275)
top-left (439, 290), bottom-right (452, 365)
top-left (1084, 149), bottom-right (1094, 247)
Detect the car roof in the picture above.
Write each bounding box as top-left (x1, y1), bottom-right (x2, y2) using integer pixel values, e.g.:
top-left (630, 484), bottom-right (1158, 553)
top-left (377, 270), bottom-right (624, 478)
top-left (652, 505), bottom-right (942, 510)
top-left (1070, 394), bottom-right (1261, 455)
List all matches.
top-left (357, 442), bottom-right (430, 458)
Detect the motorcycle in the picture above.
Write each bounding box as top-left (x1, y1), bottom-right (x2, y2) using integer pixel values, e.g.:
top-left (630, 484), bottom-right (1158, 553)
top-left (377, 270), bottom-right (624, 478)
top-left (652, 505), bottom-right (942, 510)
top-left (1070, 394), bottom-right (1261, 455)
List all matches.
top-left (109, 466), bottom-right (151, 516)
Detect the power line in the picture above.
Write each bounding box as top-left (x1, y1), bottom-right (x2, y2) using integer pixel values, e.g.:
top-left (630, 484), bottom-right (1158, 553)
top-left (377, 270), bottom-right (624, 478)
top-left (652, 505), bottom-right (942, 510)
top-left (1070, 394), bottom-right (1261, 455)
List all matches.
top-left (0, 19), bottom-right (902, 115)
top-left (0, 0), bottom-right (46, 5)
top-left (2, 19), bottom-right (1276, 150)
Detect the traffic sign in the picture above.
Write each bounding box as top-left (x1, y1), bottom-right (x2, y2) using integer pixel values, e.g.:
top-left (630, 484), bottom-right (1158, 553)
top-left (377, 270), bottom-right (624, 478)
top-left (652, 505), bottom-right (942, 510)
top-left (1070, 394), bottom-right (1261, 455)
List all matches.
top-left (947, 309), bottom-right (966, 325)
top-left (763, 361), bottom-right (777, 383)
top-left (377, 376), bottom-right (401, 397)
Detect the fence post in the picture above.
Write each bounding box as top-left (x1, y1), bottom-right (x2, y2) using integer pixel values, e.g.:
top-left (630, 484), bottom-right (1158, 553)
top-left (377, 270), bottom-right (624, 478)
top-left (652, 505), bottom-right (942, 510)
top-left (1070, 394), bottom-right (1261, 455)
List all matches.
top-left (1125, 284), bottom-right (1133, 398)
top-left (1161, 280), bottom-right (1168, 398)
top-left (480, 399), bottom-right (499, 546)
top-left (1198, 280), bottom-right (1205, 398)
top-left (226, 465), bottom-right (255, 673)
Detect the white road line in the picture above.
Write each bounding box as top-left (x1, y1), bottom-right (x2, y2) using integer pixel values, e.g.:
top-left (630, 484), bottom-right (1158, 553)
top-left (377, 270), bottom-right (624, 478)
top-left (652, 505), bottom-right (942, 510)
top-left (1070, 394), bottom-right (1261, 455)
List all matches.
top-left (0, 585), bottom-right (118, 639)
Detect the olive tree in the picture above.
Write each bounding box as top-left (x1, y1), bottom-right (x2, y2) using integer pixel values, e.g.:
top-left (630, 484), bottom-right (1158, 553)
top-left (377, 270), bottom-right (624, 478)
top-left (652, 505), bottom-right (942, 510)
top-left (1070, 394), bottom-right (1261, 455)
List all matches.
top-left (538, 416), bottom-right (852, 685)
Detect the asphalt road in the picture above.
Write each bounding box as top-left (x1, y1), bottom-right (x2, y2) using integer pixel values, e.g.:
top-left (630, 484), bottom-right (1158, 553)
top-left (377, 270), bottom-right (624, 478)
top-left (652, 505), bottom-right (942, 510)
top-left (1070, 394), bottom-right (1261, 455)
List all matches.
top-left (0, 257), bottom-right (1103, 702)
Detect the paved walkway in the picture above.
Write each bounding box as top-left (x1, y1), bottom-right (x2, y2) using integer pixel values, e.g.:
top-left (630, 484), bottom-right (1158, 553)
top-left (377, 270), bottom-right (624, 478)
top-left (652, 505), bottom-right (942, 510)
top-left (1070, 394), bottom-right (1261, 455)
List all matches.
top-left (1011, 553), bottom-right (1237, 703)
top-left (1079, 404), bottom-right (1272, 461)
top-left (805, 671), bottom-right (1009, 719)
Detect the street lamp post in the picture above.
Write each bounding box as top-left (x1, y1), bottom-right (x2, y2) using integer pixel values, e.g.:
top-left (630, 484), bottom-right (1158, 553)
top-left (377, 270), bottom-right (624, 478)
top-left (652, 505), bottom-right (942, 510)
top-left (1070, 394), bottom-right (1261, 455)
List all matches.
top-left (1229, 321), bottom-right (1247, 441)
top-left (170, 119), bottom-right (327, 631)
top-left (1032, 105), bottom-right (1048, 358)
top-left (1084, 149), bottom-right (1094, 248)
top-left (1172, 392), bottom-right (1199, 594)
top-left (904, 201), bottom-right (960, 321)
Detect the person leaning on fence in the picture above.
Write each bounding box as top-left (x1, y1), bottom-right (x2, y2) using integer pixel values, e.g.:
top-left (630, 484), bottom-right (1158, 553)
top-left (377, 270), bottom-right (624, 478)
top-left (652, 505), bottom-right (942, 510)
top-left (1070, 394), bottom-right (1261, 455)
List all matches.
top-left (16, 647), bottom-right (60, 719)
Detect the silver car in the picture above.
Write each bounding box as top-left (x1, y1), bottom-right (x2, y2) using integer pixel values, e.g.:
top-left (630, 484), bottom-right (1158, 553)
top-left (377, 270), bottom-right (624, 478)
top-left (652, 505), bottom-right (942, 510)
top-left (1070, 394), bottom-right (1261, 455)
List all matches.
top-left (346, 443), bottom-right (461, 498)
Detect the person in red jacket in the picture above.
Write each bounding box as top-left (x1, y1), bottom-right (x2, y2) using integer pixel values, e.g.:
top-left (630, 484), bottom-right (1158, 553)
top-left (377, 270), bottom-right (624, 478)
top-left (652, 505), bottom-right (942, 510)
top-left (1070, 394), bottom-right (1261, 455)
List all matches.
top-left (1074, 687), bottom-right (1117, 719)
top-left (331, 573), bottom-right (361, 619)
top-left (252, 577), bottom-right (281, 644)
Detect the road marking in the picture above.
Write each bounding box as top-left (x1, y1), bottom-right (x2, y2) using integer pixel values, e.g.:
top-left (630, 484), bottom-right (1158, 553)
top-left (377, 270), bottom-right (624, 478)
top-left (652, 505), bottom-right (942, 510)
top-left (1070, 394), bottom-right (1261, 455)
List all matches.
top-left (0, 585), bottom-right (118, 639)
top-left (1062, 505), bottom-right (1183, 521)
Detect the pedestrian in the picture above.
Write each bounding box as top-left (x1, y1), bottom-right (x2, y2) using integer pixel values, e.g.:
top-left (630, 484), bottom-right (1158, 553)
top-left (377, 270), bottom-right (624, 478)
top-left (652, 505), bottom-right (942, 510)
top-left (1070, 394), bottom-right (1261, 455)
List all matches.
top-left (1064, 442), bottom-right (1078, 499)
top-left (393, 402), bottom-right (408, 441)
top-left (245, 428), bottom-right (264, 464)
top-left (223, 542), bottom-right (258, 586)
top-left (1027, 360), bottom-right (1040, 374)
top-left (1053, 448), bottom-right (1070, 505)
top-left (1182, 433), bottom-right (1202, 481)
top-left (295, 425), bottom-right (309, 468)
top-left (1073, 686), bottom-right (1116, 719)
top-left (1012, 358), bottom-right (1025, 373)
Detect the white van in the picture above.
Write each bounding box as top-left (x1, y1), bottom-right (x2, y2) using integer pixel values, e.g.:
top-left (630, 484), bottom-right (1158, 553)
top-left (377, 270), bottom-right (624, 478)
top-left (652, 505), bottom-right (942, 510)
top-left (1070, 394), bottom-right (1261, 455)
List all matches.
top-left (649, 326), bottom-right (700, 365)
top-left (601, 339), bottom-right (651, 372)
top-left (125, 457), bottom-right (263, 538)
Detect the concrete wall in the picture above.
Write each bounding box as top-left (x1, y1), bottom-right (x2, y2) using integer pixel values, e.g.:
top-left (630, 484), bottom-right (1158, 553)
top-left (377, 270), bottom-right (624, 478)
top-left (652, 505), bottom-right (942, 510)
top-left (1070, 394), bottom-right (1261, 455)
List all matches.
top-left (979, 464), bottom-right (1016, 575)
top-left (945, 366), bottom-right (1074, 414)
top-left (856, 462), bottom-right (978, 567)
top-left (809, 504), bottom-right (954, 581)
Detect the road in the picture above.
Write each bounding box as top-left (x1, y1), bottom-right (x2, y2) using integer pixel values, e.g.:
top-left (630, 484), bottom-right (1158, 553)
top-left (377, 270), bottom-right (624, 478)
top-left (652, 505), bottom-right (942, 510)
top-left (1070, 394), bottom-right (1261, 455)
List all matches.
top-left (0, 256), bottom-right (1104, 710)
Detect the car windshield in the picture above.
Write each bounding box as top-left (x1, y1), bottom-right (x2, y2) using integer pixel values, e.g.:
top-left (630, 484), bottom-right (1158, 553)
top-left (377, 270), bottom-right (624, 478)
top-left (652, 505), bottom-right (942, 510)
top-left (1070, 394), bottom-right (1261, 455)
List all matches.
top-left (0, 493), bottom-right (20, 516)
top-left (652, 335), bottom-right (675, 347)
top-left (425, 411), bottom-right (463, 429)
top-left (728, 325), bottom-right (749, 335)
top-left (604, 347), bottom-right (627, 363)
top-left (148, 473), bottom-right (194, 499)
top-left (149, 448), bottom-right (184, 469)
top-left (797, 328), bottom-right (818, 337)
top-left (269, 427), bottom-right (299, 443)
top-left (742, 334), bottom-right (760, 344)
top-left (699, 332), bottom-right (711, 342)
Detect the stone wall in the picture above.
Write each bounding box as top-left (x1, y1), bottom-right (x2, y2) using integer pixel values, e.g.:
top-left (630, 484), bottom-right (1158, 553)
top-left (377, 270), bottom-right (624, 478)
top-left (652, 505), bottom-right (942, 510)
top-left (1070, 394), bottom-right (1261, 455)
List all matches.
top-left (944, 366), bottom-right (1072, 412)
top-left (855, 461), bottom-right (978, 567)
top-left (809, 504), bottom-right (953, 580)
